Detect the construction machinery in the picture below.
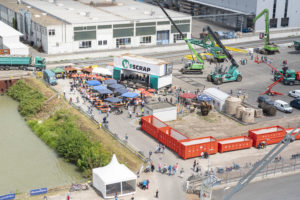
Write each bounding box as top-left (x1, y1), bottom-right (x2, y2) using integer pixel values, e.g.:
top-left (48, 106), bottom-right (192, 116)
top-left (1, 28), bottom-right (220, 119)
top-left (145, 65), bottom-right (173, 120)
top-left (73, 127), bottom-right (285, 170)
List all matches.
top-left (294, 41), bottom-right (300, 50)
top-left (253, 9), bottom-right (279, 54)
top-left (156, 1), bottom-right (204, 74)
top-left (187, 33), bottom-right (227, 62)
top-left (274, 67), bottom-right (300, 86)
top-left (206, 26), bottom-right (242, 85)
top-left (260, 63), bottom-right (283, 95)
top-left (0, 56), bottom-right (46, 71)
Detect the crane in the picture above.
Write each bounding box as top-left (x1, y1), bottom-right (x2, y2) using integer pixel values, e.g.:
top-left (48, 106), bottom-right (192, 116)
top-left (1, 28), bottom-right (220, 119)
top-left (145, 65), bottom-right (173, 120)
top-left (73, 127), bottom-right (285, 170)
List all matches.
top-left (253, 9), bottom-right (279, 54)
top-left (206, 26), bottom-right (242, 85)
top-left (155, 0), bottom-right (204, 74)
top-left (261, 63), bottom-right (283, 96)
top-left (224, 124), bottom-right (300, 200)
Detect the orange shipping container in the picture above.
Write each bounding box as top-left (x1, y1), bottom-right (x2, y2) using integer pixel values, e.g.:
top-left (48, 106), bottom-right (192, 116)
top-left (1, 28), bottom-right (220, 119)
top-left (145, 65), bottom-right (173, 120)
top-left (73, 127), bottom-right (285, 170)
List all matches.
top-left (141, 115), bottom-right (168, 140)
top-left (178, 136), bottom-right (218, 160)
top-left (285, 127), bottom-right (300, 140)
top-left (217, 136), bottom-right (253, 153)
top-left (248, 126), bottom-right (286, 147)
top-left (158, 126), bottom-right (188, 152)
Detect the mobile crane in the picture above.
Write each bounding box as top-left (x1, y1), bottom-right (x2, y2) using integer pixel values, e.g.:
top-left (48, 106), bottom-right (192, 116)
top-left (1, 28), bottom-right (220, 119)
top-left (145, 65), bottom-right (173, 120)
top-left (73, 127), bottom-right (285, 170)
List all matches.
top-left (224, 124), bottom-right (300, 200)
top-left (206, 26), bottom-right (242, 85)
top-left (155, 0), bottom-right (204, 74)
top-left (253, 9), bottom-right (279, 54)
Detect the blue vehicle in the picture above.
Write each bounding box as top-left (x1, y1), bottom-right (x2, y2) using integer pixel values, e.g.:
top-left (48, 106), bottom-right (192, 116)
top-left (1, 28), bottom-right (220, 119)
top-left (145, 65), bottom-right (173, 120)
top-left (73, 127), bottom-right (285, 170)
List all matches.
top-left (43, 70), bottom-right (57, 85)
top-left (290, 98), bottom-right (300, 109)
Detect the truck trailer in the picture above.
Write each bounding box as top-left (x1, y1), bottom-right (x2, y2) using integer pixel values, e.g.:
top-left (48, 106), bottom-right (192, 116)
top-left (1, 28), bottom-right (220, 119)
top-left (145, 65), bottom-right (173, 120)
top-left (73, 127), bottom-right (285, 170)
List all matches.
top-left (0, 56), bottom-right (46, 71)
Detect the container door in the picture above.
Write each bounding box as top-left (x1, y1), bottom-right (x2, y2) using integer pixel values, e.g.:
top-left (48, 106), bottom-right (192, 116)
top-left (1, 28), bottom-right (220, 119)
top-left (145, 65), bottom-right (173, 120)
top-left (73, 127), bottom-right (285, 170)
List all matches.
top-left (113, 67), bottom-right (121, 80)
top-left (150, 75), bottom-right (158, 89)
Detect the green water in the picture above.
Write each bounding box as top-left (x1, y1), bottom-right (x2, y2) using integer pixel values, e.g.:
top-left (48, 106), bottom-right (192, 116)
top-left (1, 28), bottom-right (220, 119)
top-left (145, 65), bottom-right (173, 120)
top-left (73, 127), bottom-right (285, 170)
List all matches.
top-left (0, 95), bottom-right (84, 195)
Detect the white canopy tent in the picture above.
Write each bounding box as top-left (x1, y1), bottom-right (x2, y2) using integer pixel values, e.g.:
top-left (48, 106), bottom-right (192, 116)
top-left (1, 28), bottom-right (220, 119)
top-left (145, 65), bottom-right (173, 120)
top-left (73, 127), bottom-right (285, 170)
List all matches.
top-left (93, 154), bottom-right (137, 198)
top-left (92, 67), bottom-right (113, 76)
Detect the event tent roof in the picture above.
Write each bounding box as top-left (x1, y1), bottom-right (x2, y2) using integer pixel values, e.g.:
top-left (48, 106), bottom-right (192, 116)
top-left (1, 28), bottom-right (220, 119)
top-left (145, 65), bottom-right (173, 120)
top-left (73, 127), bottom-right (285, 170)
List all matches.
top-left (94, 85), bottom-right (107, 90)
top-left (96, 88), bottom-right (113, 94)
top-left (86, 80), bottom-right (101, 86)
top-left (121, 92), bottom-right (138, 98)
top-left (93, 154), bottom-right (137, 185)
top-left (109, 84), bottom-right (125, 89)
top-left (115, 88), bottom-right (129, 94)
top-left (104, 97), bottom-right (123, 103)
top-left (51, 67), bottom-right (65, 74)
top-left (104, 79), bottom-right (117, 85)
top-left (92, 67), bottom-right (113, 76)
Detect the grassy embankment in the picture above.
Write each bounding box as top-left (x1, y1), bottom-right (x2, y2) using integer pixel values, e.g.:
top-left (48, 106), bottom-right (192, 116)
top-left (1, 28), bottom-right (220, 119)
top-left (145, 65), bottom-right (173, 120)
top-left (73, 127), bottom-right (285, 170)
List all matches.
top-left (8, 78), bottom-right (142, 177)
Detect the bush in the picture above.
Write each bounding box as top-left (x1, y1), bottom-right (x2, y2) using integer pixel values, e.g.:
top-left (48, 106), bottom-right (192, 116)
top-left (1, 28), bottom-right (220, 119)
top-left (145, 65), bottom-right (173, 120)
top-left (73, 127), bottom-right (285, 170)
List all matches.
top-left (8, 80), bottom-right (45, 117)
top-left (29, 110), bottom-right (110, 176)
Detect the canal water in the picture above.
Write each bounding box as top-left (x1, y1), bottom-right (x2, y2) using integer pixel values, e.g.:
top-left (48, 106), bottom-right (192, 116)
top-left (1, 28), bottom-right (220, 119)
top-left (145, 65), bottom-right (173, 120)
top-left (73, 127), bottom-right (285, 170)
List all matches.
top-left (0, 95), bottom-right (84, 195)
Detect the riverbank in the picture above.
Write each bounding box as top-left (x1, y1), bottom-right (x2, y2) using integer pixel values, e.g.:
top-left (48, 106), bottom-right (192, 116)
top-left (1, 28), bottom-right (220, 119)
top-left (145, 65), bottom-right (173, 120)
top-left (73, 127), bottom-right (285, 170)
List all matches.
top-left (6, 78), bottom-right (142, 197)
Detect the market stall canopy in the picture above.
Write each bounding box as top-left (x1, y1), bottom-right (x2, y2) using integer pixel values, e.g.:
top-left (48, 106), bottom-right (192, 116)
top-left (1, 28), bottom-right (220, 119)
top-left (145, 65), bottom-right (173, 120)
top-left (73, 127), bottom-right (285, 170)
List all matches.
top-left (71, 73), bottom-right (78, 78)
top-left (115, 88), bottom-right (129, 94)
top-left (51, 67), bottom-right (65, 74)
top-left (93, 154), bottom-right (137, 198)
top-left (137, 88), bottom-right (145, 92)
top-left (121, 92), bottom-right (138, 98)
top-left (104, 79), bottom-right (117, 85)
top-left (197, 94), bottom-right (212, 101)
top-left (180, 93), bottom-right (197, 99)
top-left (81, 67), bottom-right (93, 74)
top-left (92, 67), bottom-right (113, 76)
top-left (94, 85), bottom-right (107, 90)
top-left (104, 97), bottom-right (123, 103)
top-left (64, 66), bottom-right (77, 73)
top-left (86, 80), bottom-right (101, 86)
top-left (109, 84), bottom-right (125, 90)
top-left (96, 88), bottom-right (113, 94)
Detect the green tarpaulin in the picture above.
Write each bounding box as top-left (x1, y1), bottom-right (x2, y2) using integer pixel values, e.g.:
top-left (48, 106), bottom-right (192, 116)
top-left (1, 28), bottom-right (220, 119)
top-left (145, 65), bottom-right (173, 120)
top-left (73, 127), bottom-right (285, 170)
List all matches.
top-left (51, 67), bottom-right (65, 74)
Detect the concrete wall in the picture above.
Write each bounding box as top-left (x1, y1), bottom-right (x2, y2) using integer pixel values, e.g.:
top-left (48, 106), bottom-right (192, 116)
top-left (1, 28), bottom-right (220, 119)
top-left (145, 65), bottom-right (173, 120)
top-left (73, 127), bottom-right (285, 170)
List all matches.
top-left (255, 0), bottom-right (300, 31)
top-left (190, 0), bottom-right (257, 14)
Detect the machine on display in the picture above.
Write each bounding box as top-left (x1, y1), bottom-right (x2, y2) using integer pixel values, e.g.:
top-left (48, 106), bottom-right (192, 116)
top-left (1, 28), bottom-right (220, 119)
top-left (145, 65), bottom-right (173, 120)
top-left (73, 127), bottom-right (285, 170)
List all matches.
top-left (206, 26), bottom-right (242, 85)
top-left (187, 32), bottom-right (227, 62)
top-left (274, 67), bottom-right (300, 86)
top-left (294, 41), bottom-right (300, 51)
top-left (156, 0), bottom-right (204, 74)
top-left (0, 56), bottom-right (46, 71)
top-left (253, 9), bottom-right (279, 54)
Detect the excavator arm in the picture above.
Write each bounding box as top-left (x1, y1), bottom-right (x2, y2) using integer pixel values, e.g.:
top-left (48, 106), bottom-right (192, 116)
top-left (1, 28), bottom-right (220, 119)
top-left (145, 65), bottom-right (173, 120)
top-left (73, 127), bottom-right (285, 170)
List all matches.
top-left (253, 9), bottom-right (270, 46)
top-left (155, 0), bottom-right (204, 65)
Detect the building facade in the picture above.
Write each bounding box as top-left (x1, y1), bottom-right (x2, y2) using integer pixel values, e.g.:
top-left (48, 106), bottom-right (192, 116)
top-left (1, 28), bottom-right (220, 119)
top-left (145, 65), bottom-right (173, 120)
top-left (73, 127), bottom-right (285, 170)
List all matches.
top-left (0, 0), bottom-right (191, 54)
top-left (178, 0), bottom-right (300, 31)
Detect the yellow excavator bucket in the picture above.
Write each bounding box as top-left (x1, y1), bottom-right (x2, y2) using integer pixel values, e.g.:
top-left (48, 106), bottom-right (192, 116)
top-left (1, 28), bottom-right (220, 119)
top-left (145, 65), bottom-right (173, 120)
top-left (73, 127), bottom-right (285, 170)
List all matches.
top-left (184, 53), bottom-right (212, 60)
top-left (216, 44), bottom-right (248, 54)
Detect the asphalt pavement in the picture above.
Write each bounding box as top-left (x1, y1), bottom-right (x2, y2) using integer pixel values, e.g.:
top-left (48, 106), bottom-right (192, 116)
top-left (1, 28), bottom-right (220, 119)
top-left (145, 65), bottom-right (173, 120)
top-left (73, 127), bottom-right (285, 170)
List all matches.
top-left (212, 172), bottom-right (300, 200)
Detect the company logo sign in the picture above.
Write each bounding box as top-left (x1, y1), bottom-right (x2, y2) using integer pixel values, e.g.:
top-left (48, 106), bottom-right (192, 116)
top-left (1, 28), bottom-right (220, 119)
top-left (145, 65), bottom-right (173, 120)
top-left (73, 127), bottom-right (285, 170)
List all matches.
top-left (122, 59), bottom-right (151, 72)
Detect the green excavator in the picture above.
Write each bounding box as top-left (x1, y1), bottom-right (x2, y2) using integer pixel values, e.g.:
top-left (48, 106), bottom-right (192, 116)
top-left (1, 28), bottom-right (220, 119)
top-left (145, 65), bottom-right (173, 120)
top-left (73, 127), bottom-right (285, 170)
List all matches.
top-left (206, 26), bottom-right (242, 85)
top-left (187, 33), bottom-right (227, 62)
top-left (294, 41), bottom-right (300, 51)
top-left (156, 0), bottom-right (204, 74)
top-left (253, 9), bottom-right (279, 54)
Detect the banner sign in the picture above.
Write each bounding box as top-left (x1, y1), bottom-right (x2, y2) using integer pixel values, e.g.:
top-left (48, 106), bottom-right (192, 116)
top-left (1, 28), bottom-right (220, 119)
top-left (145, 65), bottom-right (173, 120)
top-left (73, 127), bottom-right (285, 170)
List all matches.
top-left (114, 55), bottom-right (169, 76)
top-left (0, 194), bottom-right (15, 200)
top-left (30, 188), bottom-right (47, 196)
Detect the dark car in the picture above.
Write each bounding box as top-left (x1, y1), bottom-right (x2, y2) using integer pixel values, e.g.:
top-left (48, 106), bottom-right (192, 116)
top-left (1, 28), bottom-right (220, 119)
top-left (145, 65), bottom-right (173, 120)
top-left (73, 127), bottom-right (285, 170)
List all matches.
top-left (257, 96), bottom-right (274, 105)
top-left (290, 98), bottom-right (300, 109)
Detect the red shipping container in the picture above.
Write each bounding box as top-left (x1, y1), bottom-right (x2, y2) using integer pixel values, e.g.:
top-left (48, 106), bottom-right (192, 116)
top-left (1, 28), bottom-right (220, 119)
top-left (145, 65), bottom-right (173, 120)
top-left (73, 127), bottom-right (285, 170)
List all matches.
top-left (178, 136), bottom-right (218, 160)
top-left (296, 71), bottom-right (300, 81)
top-left (141, 115), bottom-right (168, 140)
top-left (158, 126), bottom-right (188, 152)
top-left (285, 127), bottom-right (300, 140)
top-left (217, 136), bottom-right (253, 153)
top-left (248, 126), bottom-right (286, 147)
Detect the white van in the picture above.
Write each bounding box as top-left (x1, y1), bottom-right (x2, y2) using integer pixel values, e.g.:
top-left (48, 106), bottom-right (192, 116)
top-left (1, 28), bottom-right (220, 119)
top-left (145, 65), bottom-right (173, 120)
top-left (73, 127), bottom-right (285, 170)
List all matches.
top-left (289, 90), bottom-right (300, 98)
top-left (274, 100), bottom-right (293, 113)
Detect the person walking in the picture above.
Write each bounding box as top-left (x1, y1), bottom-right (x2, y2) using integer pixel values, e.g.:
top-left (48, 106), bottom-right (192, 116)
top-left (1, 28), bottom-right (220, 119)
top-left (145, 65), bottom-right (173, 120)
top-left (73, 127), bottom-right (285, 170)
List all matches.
top-left (141, 107), bottom-right (144, 115)
top-left (125, 134), bottom-right (128, 142)
top-left (98, 122), bottom-right (102, 129)
top-left (76, 96), bottom-right (79, 103)
top-left (129, 110), bottom-right (132, 118)
top-left (155, 190), bottom-right (159, 198)
top-left (180, 168), bottom-right (184, 178)
top-left (193, 160), bottom-right (196, 171)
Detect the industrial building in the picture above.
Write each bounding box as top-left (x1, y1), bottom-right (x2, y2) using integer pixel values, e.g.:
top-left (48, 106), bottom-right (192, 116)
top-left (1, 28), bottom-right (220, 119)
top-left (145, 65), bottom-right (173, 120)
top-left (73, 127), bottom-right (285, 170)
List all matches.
top-left (0, 21), bottom-right (29, 55)
top-left (178, 0), bottom-right (300, 31)
top-left (0, 0), bottom-right (191, 54)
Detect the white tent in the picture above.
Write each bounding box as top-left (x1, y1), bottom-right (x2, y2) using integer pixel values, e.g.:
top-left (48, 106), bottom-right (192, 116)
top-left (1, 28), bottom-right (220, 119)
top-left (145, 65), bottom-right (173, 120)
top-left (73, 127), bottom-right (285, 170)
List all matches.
top-left (93, 154), bottom-right (137, 198)
top-left (92, 67), bottom-right (113, 76)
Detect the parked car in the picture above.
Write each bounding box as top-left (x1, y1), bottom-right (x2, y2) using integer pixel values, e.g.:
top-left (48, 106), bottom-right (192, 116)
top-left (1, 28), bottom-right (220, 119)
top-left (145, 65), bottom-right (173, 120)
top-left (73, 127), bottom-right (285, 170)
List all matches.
top-left (274, 100), bottom-right (293, 113)
top-left (288, 90), bottom-right (300, 98)
top-left (257, 96), bottom-right (274, 105)
top-left (290, 98), bottom-right (300, 109)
